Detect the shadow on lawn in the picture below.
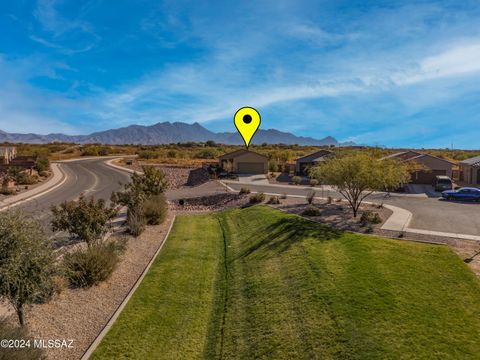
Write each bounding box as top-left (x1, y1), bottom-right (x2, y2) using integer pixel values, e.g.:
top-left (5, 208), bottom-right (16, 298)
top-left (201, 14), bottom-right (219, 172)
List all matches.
top-left (240, 216), bottom-right (343, 258)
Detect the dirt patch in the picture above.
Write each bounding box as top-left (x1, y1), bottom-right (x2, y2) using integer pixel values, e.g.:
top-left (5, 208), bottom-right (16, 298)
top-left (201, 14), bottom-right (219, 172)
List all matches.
top-left (5, 214), bottom-right (175, 360)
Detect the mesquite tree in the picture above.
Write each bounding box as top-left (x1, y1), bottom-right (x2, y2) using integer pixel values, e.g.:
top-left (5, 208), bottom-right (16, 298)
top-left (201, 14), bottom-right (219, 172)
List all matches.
top-left (0, 211), bottom-right (56, 326)
top-left (310, 153), bottom-right (410, 217)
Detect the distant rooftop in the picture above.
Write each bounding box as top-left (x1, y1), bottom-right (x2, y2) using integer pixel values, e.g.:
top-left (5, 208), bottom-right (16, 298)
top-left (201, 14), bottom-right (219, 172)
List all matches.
top-left (460, 156), bottom-right (480, 167)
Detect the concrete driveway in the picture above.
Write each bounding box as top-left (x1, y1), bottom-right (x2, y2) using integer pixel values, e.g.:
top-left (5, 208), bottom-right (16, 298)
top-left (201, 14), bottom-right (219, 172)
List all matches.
top-left (237, 174), bottom-right (270, 185)
top-left (223, 181), bottom-right (480, 237)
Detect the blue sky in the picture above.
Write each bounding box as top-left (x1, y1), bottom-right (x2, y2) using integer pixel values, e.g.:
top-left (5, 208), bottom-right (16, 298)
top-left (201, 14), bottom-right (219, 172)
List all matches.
top-left (1, 0), bottom-right (480, 148)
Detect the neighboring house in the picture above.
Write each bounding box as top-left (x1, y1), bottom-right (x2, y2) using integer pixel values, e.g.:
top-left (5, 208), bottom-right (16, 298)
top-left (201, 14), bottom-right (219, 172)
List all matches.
top-left (0, 146), bottom-right (17, 165)
top-left (218, 149), bottom-right (268, 174)
top-left (295, 150), bottom-right (334, 175)
top-left (459, 156), bottom-right (480, 185)
top-left (381, 151), bottom-right (455, 184)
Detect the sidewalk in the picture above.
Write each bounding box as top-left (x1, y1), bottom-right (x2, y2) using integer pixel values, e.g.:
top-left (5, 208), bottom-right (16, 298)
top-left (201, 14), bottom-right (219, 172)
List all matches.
top-left (0, 163), bottom-right (67, 211)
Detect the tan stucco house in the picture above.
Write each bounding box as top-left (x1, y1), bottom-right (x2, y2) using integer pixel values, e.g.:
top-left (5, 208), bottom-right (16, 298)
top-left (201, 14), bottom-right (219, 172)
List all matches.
top-left (295, 150), bottom-right (334, 175)
top-left (381, 151), bottom-right (455, 184)
top-left (460, 156), bottom-right (480, 185)
top-left (218, 149), bottom-right (268, 174)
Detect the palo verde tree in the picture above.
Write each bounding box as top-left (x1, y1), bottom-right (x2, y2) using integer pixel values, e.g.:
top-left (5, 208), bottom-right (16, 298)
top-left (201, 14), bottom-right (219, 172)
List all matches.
top-left (51, 194), bottom-right (118, 247)
top-left (0, 211), bottom-right (56, 326)
top-left (310, 153), bottom-right (410, 217)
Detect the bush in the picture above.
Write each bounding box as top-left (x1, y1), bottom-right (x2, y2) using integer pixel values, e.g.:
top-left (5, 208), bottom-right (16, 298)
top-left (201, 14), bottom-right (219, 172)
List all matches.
top-left (310, 179), bottom-right (319, 187)
top-left (360, 210), bottom-right (382, 225)
top-left (63, 239), bottom-right (126, 288)
top-left (143, 194), bottom-right (168, 225)
top-left (268, 196), bottom-right (281, 204)
top-left (292, 176), bottom-right (301, 185)
top-left (126, 205), bottom-right (146, 237)
top-left (307, 191), bottom-right (316, 205)
top-left (302, 205), bottom-right (321, 216)
top-left (0, 188), bottom-right (15, 195)
top-left (34, 156), bottom-right (50, 174)
top-left (0, 320), bottom-right (46, 359)
top-left (269, 160), bottom-right (279, 172)
top-left (138, 150), bottom-right (158, 160)
top-left (249, 193), bottom-right (265, 204)
top-left (167, 150), bottom-right (178, 158)
top-left (239, 187), bottom-right (251, 195)
top-left (194, 149), bottom-right (218, 159)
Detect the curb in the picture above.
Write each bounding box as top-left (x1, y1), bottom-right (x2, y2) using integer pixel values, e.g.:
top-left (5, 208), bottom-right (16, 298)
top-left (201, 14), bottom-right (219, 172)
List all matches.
top-left (221, 182), bottom-right (480, 243)
top-left (81, 215), bottom-right (177, 360)
top-left (0, 163), bottom-right (67, 211)
top-left (104, 158), bottom-right (141, 175)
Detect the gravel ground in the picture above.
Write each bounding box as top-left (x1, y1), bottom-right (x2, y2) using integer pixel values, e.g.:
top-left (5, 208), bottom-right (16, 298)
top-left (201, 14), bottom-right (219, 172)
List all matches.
top-left (270, 196), bottom-right (393, 233)
top-left (15, 213), bottom-right (175, 360)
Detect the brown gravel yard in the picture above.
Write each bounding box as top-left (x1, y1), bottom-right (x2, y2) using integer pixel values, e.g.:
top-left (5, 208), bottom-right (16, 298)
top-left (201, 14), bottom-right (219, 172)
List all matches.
top-left (16, 213), bottom-right (175, 360)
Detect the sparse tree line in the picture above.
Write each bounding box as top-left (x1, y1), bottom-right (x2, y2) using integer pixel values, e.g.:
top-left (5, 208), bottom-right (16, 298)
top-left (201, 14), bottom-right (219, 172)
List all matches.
top-left (0, 166), bottom-right (168, 349)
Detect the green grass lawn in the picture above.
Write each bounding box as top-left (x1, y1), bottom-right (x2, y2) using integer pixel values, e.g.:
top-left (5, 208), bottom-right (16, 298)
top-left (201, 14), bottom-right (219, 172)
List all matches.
top-left (92, 206), bottom-right (480, 359)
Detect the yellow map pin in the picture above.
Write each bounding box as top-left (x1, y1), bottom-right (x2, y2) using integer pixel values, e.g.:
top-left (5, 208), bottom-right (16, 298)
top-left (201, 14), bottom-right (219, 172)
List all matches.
top-left (234, 107), bottom-right (261, 149)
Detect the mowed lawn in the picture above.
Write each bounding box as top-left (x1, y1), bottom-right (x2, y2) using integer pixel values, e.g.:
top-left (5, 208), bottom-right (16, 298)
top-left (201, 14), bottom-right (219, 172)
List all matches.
top-left (92, 206), bottom-right (480, 359)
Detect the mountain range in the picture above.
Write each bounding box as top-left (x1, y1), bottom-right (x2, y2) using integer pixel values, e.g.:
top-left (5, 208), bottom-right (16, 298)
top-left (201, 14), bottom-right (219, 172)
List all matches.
top-left (0, 122), bottom-right (352, 146)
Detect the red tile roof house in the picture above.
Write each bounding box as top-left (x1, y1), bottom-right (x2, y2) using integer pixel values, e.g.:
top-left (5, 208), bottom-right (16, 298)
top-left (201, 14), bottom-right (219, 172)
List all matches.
top-left (381, 151), bottom-right (455, 184)
top-left (295, 150), bottom-right (334, 176)
top-left (459, 156), bottom-right (480, 186)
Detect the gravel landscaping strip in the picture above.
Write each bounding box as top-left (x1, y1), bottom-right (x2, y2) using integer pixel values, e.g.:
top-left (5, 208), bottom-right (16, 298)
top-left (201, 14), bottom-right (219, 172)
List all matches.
top-left (14, 213), bottom-right (175, 360)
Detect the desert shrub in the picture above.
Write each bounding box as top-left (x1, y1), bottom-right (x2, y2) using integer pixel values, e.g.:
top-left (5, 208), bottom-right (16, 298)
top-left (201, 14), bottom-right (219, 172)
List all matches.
top-left (302, 205), bottom-right (321, 216)
top-left (80, 146), bottom-right (99, 156)
top-left (0, 188), bottom-right (15, 195)
top-left (167, 150), bottom-right (178, 158)
top-left (249, 193), bottom-right (266, 204)
top-left (143, 194), bottom-right (168, 225)
top-left (310, 179), bottom-right (319, 187)
top-left (360, 210), bottom-right (382, 225)
top-left (307, 191), bottom-right (316, 205)
top-left (34, 156), bottom-right (50, 174)
top-left (138, 150), bottom-right (158, 160)
top-left (0, 320), bottom-right (46, 359)
top-left (292, 176), bottom-right (301, 185)
top-left (63, 239), bottom-right (126, 288)
top-left (127, 205), bottom-right (146, 237)
top-left (268, 196), bottom-right (281, 204)
top-left (51, 195), bottom-right (118, 247)
top-left (194, 149), bottom-right (218, 159)
top-left (365, 225), bottom-right (374, 233)
top-left (239, 187), bottom-right (251, 195)
top-left (269, 159), bottom-right (279, 172)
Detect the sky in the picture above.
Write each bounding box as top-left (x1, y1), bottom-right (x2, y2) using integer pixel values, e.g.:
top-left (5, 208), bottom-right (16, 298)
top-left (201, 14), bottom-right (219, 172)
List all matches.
top-left (1, 0), bottom-right (480, 149)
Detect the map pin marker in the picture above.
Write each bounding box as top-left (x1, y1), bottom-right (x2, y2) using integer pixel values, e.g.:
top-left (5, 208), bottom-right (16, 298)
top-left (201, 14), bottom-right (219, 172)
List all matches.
top-left (233, 107), bottom-right (261, 149)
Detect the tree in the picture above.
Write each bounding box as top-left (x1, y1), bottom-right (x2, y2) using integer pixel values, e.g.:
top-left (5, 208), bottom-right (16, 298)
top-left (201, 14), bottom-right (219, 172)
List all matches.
top-left (310, 153), bottom-right (410, 217)
top-left (51, 195), bottom-right (118, 247)
top-left (0, 211), bottom-right (56, 326)
top-left (34, 156), bottom-right (50, 175)
top-left (111, 166), bottom-right (168, 236)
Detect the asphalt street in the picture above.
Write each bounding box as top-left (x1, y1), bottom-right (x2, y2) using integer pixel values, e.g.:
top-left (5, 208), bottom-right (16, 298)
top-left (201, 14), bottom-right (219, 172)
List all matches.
top-left (225, 182), bottom-right (480, 236)
top-left (17, 158), bottom-right (131, 240)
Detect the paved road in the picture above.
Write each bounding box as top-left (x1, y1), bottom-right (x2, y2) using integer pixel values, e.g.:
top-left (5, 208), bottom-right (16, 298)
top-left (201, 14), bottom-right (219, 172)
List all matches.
top-left (225, 182), bottom-right (480, 236)
top-left (17, 158), bottom-right (131, 236)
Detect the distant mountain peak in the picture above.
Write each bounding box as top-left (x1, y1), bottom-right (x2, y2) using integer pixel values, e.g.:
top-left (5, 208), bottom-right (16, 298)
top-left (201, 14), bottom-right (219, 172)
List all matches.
top-left (0, 122), bottom-right (346, 146)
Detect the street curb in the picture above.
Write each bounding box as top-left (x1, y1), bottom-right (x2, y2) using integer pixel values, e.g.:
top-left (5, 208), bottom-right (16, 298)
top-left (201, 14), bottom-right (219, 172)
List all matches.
top-left (221, 182), bottom-right (480, 243)
top-left (0, 163), bottom-right (67, 211)
top-left (104, 158), bottom-right (142, 174)
top-left (81, 215), bottom-right (177, 360)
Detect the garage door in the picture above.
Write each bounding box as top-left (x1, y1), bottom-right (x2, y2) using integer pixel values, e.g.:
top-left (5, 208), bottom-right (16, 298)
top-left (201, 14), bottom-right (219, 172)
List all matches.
top-left (237, 162), bottom-right (265, 174)
top-left (411, 170), bottom-right (446, 184)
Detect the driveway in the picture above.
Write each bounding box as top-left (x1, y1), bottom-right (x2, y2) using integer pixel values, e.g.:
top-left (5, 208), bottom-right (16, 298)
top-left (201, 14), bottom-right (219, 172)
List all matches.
top-left (223, 181), bottom-right (480, 237)
top-left (236, 174), bottom-right (270, 185)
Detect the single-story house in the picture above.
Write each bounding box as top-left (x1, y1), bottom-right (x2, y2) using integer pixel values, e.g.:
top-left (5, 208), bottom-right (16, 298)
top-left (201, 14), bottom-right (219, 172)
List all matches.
top-left (295, 150), bottom-right (334, 175)
top-left (381, 151), bottom-right (455, 184)
top-left (218, 149), bottom-right (268, 174)
top-left (460, 156), bottom-right (480, 185)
